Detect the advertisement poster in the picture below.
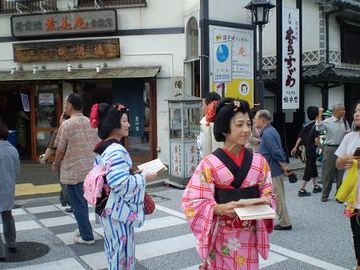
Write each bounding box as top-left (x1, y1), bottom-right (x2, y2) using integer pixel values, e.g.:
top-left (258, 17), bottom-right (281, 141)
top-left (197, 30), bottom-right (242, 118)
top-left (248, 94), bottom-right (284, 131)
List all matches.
top-left (282, 8), bottom-right (300, 110)
top-left (213, 41), bottom-right (232, 83)
top-left (209, 25), bottom-right (254, 106)
top-left (39, 93), bottom-right (55, 106)
top-left (20, 93), bottom-right (30, 112)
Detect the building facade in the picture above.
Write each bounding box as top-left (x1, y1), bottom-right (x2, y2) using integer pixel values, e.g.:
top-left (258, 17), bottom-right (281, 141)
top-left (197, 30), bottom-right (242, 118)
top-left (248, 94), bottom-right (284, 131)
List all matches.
top-left (0, 0), bottom-right (189, 164)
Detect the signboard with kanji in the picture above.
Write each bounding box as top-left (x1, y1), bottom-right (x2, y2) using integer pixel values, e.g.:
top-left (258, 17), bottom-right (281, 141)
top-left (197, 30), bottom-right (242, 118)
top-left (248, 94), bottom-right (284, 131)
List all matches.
top-left (282, 8), bottom-right (300, 110)
top-left (11, 9), bottom-right (117, 38)
top-left (209, 25), bottom-right (255, 107)
top-left (13, 38), bottom-right (120, 62)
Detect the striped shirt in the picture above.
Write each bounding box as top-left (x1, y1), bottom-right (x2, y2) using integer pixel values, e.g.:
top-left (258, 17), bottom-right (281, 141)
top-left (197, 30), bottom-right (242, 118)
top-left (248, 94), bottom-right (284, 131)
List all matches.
top-left (315, 116), bottom-right (350, 146)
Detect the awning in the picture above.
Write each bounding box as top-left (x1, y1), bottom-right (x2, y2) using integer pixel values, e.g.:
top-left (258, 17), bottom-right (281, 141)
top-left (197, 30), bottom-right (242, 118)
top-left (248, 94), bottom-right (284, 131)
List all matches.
top-left (0, 66), bottom-right (161, 82)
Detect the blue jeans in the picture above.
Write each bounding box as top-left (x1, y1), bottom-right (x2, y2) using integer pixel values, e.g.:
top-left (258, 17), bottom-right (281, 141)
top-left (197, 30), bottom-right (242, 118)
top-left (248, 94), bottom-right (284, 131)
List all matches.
top-left (67, 182), bottom-right (94, 241)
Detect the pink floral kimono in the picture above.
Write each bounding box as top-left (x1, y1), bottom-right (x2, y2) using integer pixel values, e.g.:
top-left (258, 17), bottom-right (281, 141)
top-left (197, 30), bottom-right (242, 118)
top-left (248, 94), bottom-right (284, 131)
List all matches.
top-left (182, 149), bottom-right (276, 270)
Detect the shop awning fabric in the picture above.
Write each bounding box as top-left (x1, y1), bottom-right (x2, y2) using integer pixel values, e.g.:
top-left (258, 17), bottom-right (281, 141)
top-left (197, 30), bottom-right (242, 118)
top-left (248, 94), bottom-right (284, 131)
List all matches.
top-left (0, 66), bottom-right (161, 82)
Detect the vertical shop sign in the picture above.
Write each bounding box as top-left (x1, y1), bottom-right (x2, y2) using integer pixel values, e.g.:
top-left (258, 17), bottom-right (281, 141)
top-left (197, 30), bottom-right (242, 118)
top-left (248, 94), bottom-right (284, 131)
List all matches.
top-left (209, 25), bottom-right (254, 106)
top-left (282, 8), bottom-right (300, 110)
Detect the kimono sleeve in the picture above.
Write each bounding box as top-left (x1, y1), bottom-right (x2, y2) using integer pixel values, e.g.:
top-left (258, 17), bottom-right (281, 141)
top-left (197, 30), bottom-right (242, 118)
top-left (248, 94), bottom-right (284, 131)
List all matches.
top-left (181, 158), bottom-right (217, 261)
top-left (103, 145), bottom-right (146, 204)
top-left (258, 158), bottom-right (276, 210)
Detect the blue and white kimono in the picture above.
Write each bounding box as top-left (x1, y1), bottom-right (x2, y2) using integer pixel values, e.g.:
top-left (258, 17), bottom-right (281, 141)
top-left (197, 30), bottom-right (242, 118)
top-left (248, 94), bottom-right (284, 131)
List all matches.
top-left (95, 142), bottom-right (146, 270)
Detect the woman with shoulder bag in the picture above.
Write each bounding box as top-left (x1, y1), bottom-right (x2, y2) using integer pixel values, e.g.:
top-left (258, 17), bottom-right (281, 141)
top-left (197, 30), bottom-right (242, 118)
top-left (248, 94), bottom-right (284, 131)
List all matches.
top-left (335, 100), bottom-right (360, 270)
top-left (90, 103), bottom-right (156, 270)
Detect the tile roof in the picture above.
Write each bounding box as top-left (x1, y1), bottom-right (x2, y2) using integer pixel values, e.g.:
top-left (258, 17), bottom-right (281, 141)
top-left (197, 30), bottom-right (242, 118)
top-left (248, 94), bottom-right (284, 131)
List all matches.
top-left (263, 63), bottom-right (360, 84)
top-left (316, 0), bottom-right (360, 10)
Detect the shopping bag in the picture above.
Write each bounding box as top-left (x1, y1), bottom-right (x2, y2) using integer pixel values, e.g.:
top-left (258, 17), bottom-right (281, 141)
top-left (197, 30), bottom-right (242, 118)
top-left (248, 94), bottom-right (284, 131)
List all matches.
top-left (336, 160), bottom-right (358, 203)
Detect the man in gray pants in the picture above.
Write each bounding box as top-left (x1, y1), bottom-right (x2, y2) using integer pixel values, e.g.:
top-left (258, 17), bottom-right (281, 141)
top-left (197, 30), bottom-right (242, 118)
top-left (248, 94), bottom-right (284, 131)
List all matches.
top-left (316, 103), bottom-right (350, 202)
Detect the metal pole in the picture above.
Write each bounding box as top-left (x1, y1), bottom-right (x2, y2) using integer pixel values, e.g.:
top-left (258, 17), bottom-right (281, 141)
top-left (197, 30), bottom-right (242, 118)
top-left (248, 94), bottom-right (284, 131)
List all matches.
top-left (258, 24), bottom-right (264, 109)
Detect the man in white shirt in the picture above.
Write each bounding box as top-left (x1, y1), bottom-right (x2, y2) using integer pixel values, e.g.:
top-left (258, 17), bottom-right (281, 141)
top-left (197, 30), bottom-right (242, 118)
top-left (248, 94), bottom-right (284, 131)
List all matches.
top-left (316, 103), bottom-right (350, 202)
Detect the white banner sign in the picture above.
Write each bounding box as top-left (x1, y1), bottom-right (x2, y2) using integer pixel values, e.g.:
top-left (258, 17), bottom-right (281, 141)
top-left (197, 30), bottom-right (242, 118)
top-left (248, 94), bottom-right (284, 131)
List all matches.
top-left (282, 8), bottom-right (300, 110)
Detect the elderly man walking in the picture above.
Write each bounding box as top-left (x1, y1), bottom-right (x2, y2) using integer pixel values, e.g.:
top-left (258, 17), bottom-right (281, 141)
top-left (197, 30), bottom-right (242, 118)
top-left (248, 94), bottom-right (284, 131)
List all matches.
top-left (316, 103), bottom-right (350, 202)
top-left (52, 93), bottom-right (99, 245)
top-left (254, 109), bottom-right (292, 231)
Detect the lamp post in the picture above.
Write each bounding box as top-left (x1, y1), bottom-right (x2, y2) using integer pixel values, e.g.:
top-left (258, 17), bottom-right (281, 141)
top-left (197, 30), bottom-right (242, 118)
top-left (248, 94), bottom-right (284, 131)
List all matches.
top-left (245, 0), bottom-right (275, 108)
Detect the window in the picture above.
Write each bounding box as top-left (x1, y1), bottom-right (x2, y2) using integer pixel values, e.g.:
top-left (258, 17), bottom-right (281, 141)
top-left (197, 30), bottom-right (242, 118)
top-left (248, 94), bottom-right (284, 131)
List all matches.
top-left (77, 0), bottom-right (147, 8)
top-left (0, 0), bottom-right (57, 14)
top-left (340, 21), bottom-right (360, 65)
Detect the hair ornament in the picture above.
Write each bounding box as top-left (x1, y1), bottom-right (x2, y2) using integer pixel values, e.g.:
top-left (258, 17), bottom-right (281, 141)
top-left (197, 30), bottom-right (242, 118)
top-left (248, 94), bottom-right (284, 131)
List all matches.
top-left (225, 100), bottom-right (241, 112)
top-left (205, 100), bottom-right (218, 125)
top-left (113, 103), bottom-right (128, 112)
top-left (90, 103), bottom-right (100, 128)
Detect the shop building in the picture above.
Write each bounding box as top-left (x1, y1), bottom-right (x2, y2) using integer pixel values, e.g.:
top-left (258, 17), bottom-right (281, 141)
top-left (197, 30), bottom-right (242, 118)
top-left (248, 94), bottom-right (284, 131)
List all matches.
top-left (0, 0), bottom-right (190, 164)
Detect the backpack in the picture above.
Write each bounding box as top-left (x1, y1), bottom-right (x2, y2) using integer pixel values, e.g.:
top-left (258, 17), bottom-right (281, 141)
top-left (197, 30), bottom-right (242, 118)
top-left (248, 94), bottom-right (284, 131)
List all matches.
top-left (83, 163), bottom-right (110, 206)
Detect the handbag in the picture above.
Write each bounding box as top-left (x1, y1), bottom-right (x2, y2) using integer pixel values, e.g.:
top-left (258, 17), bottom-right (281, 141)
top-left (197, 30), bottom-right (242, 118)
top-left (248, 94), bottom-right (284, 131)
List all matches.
top-left (336, 160), bottom-right (358, 203)
top-left (144, 192), bottom-right (155, 215)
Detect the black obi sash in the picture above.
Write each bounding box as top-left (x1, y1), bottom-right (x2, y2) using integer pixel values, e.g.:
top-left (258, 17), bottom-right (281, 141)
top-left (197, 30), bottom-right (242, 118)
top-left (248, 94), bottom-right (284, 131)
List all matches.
top-left (213, 148), bottom-right (259, 204)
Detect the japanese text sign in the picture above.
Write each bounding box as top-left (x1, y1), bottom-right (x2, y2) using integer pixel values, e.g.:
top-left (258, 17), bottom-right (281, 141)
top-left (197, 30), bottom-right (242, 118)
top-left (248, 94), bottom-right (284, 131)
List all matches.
top-left (282, 8), bottom-right (300, 110)
top-left (11, 9), bottom-right (117, 38)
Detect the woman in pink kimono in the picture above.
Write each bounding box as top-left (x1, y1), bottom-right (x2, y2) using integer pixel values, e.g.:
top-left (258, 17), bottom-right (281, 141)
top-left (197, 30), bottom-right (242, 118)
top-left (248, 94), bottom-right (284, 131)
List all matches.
top-left (182, 98), bottom-right (276, 270)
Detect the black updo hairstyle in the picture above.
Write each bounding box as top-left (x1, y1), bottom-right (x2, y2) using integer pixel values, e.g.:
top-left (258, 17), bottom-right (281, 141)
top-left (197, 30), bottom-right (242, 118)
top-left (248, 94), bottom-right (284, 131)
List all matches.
top-left (213, 98), bottom-right (252, 142)
top-left (97, 103), bottom-right (129, 140)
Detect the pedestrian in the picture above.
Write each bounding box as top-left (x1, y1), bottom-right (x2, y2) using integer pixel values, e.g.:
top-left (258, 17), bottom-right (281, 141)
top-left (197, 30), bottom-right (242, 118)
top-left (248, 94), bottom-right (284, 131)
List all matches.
top-left (39, 112), bottom-right (71, 212)
top-left (0, 121), bottom-right (20, 261)
top-left (182, 98), bottom-right (276, 269)
top-left (315, 103), bottom-right (350, 202)
top-left (334, 99), bottom-right (360, 270)
top-left (197, 92), bottom-right (222, 158)
top-left (246, 109), bottom-right (262, 152)
top-left (90, 103), bottom-right (156, 270)
top-left (290, 106), bottom-right (322, 196)
top-left (52, 93), bottom-right (99, 245)
top-left (254, 109), bottom-right (293, 230)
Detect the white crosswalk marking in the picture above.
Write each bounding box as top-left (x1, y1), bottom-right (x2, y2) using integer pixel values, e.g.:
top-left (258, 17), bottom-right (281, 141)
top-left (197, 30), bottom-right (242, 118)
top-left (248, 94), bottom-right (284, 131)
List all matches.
top-left (0, 220), bottom-right (41, 232)
top-left (136, 233), bottom-right (197, 261)
top-left (10, 258), bottom-right (86, 270)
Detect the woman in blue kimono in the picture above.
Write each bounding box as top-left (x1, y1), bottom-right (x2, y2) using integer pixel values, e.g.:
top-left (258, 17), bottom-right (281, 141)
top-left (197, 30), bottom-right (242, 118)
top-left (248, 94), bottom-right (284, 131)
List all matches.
top-left (90, 103), bottom-right (156, 270)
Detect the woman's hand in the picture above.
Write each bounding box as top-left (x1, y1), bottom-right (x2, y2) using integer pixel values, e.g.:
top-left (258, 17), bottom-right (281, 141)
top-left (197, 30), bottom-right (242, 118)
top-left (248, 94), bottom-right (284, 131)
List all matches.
top-left (144, 172), bottom-right (157, 182)
top-left (214, 201), bottom-right (244, 218)
top-left (290, 147), bottom-right (297, 157)
top-left (336, 155), bottom-right (356, 170)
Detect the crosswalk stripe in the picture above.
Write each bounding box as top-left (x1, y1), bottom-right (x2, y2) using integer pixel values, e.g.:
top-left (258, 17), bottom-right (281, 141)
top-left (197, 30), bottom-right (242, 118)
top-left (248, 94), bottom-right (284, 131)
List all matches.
top-left (10, 258), bottom-right (86, 270)
top-left (180, 252), bottom-right (288, 270)
top-left (39, 216), bottom-right (75, 227)
top-left (0, 220), bottom-right (41, 233)
top-left (136, 233), bottom-right (197, 261)
top-left (136, 216), bottom-right (187, 233)
top-left (155, 204), bottom-right (186, 219)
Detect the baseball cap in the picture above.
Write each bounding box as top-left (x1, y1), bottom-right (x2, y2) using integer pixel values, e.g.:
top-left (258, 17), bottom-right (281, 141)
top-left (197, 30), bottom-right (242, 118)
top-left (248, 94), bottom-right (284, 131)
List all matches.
top-left (323, 109), bottom-right (332, 117)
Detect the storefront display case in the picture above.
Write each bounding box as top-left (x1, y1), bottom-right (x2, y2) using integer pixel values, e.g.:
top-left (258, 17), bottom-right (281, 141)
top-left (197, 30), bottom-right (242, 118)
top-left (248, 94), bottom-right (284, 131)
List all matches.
top-left (166, 96), bottom-right (202, 188)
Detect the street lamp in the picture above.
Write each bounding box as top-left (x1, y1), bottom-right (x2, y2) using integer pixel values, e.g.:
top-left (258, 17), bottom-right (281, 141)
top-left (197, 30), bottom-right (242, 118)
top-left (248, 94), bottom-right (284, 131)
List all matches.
top-left (245, 0), bottom-right (275, 108)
